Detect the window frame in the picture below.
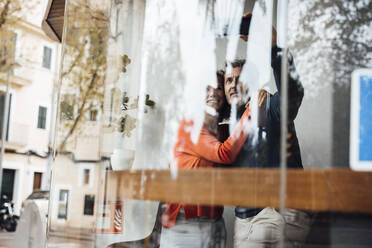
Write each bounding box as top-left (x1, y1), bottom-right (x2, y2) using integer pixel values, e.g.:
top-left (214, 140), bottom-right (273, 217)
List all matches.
top-left (42, 46), bottom-right (52, 69)
top-left (78, 163), bottom-right (94, 187)
top-left (83, 168), bottom-right (90, 185)
top-left (60, 93), bottom-right (76, 121)
top-left (37, 106), bottom-right (47, 129)
top-left (89, 109), bottom-right (98, 122)
top-left (57, 189), bottom-right (69, 220)
top-left (83, 194), bottom-right (95, 216)
top-left (0, 91), bottom-right (12, 141)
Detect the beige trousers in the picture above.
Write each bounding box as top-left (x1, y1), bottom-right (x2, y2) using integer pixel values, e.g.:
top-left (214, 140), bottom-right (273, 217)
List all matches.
top-left (234, 207), bottom-right (310, 248)
top-left (160, 215), bottom-right (226, 248)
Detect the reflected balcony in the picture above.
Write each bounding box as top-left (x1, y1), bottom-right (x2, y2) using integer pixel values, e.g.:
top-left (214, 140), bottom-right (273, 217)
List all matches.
top-left (1, 122), bottom-right (30, 149)
top-left (0, 65), bottom-right (32, 88)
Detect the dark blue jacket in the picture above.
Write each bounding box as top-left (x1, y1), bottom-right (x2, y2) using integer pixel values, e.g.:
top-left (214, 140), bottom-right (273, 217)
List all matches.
top-left (231, 46), bottom-right (304, 218)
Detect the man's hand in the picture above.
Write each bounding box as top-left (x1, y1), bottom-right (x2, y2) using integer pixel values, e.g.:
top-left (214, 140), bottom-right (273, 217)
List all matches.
top-left (286, 133), bottom-right (292, 158)
top-left (258, 89), bottom-right (268, 107)
top-left (239, 35), bottom-right (248, 42)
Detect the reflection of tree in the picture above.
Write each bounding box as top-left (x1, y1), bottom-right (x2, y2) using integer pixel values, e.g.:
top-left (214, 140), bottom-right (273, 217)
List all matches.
top-left (120, 114), bottom-right (136, 138)
top-left (0, 0), bottom-right (20, 29)
top-left (119, 91), bottom-right (155, 138)
top-left (288, 1), bottom-right (372, 166)
top-left (58, 0), bottom-right (108, 150)
top-left (60, 94), bottom-right (75, 121)
top-left (0, 30), bottom-right (16, 72)
top-left (331, 1), bottom-right (372, 84)
top-left (1, 0), bottom-right (39, 71)
top-left (121, 54), bottom-right (131, 73)
top-left (288, 0), bottom-right (372, 94)
top-left (0, 0), bottom-right (20, 72)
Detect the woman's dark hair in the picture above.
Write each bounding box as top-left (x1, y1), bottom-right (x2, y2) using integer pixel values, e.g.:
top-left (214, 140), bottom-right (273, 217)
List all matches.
top-left (216, 70), bottom-right (230, 121)
top-left (216, 70), bottom-right (230, 142)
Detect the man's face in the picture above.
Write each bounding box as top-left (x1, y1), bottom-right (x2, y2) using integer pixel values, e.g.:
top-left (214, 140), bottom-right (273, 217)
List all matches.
top-left (224, 66), bottom-right (243, 105)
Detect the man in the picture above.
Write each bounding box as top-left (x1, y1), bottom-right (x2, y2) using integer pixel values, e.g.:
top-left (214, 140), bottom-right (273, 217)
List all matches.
top-left (223, 15), bottom-right (310, 248)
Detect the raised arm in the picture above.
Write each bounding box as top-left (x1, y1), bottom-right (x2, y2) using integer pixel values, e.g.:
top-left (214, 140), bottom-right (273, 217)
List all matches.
top-left (192, 107), bottom-right (250, 164)
top-left (269, 46), bottom-right (304, 122)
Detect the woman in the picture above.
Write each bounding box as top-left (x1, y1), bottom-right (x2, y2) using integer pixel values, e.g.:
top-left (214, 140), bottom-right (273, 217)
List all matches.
top-left (160, 71), bottom-right (251, 248)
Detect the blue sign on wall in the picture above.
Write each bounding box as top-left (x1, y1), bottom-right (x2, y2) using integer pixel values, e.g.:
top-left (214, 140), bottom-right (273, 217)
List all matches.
top-left (350, 69), bottom-right (372, 170)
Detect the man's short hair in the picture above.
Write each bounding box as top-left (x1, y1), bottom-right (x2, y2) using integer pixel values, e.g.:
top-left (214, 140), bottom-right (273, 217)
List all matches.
top-left (225, 59), bottom-right (246, 69)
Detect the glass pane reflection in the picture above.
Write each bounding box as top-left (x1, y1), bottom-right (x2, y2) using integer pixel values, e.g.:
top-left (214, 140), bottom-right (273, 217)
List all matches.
top-left (46, 0), bottom-right (372, 247)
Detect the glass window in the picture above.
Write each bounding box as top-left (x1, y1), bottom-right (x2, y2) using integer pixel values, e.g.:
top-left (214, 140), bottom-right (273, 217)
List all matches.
top-left (57, 190), bottom-right (69, 219)
top-left (48, 0), bottom-right (372, 247)
top-left (89, 109), bottom-right (98, 121)
top-left (42, 46), bottom-right (52, 69)
top-left (83, 168), bottom-right (90, 185)
top-left (83, 195), bottom-right (95, 215)
top-left (33, 172), bottom-right (42, 190)
top-left (0, 92), bottom-right (11, 140)
top-left (60, 94), bottom-right (75, 120)
top-left (37, 106), bottom-right (47, 129)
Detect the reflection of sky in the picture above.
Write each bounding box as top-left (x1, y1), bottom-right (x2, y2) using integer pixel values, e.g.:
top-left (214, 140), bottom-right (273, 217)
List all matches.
top-left (359, 75), bottom-right (372, 161)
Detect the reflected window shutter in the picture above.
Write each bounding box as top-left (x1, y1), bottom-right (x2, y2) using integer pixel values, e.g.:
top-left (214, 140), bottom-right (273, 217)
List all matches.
top-left (43, 46), bottom-right (52, 69)
top-left (0, 94), bottom-right (4, 139)
top-left (6, 93), bottom-right (11, 140)
top-left (37, 106), bottom-right (47, 129)
top-left (83, 195), bottom-right (95, 215)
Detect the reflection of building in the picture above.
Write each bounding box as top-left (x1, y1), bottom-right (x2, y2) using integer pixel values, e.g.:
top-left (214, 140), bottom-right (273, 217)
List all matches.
top-left (49, 95), bottom-right (104, 231)
top-left (43, 0), bottom-right (372, 247)
top-left (45, 0), bottom-right (144, 234)
top-left (0, 0), bottom-right (60, 214)
top-left (49, 154), bottom-right (104, 232)
top-left (44, 0), bottom-right (110, 233)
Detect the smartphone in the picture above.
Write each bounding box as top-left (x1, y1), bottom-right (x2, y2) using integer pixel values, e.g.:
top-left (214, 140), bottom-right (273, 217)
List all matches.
top-left (239, 15), bottom-right (252, 36)
top-left (219, 15), bottom-right (252, 37)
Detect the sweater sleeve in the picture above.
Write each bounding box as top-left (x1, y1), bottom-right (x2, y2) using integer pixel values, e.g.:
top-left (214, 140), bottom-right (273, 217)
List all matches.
top-left (269, 47), bottom-right (304, 122)
top-left (191, 108), bottom-right (250, 164)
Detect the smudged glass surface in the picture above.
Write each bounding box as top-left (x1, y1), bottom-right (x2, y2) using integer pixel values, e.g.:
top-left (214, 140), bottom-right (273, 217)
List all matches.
top-left (46, 0), bottom-right (372, 247)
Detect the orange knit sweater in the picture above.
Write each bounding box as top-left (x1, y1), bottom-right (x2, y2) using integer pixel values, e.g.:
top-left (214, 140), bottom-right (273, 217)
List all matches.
top-left (162, 107), bottom-right (250, 228)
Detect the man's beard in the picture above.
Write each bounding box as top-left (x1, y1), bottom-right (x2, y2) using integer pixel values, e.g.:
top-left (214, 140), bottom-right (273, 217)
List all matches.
top-left (230, 96), bottom-right (246, 108)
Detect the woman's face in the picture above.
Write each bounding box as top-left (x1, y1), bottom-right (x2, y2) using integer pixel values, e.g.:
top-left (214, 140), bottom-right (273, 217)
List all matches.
top-left (206, 80), bottom-right (225, 111)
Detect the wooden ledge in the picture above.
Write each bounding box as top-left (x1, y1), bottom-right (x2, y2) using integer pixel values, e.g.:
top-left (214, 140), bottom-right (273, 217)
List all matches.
top-left (105, 168), bottom-right (372, 213)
